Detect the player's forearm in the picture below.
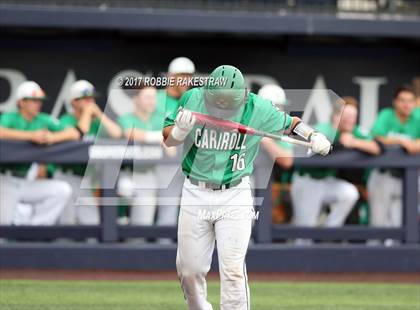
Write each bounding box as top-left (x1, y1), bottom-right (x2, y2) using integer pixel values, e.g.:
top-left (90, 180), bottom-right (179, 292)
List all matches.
top-left (353, 139), bottom-right (381, 155)
top-left (127, 129), bottom-right (163, 144)
top-left (49, 128), bottom-right (80, 143)
top-left (285, 117), bottom-right (302, 135)
top-left (162, 126), bottom-right (184, 146)
top-left (77, 111), bottom-right (93, 134)
top-left (0, 127), bottom-right (33, 141)
top-left (97, 113), bottom-right (122, 139)
top-left (261, 138), bottom-right (293, 169)
top-left (375, 136), bottom-right (401, 145)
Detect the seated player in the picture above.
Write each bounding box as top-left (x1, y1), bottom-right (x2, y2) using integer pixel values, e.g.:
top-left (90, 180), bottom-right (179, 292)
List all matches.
top-left (154, 57), bottom-right (195, 236)
top-left (55, 80), bottom-right (122, 225)
top-left (291, 97), bottom-right (380, 237)
top-left (0, 81), bottom-right (78, 225)
top-left (117, 83), bottom-right (165, 228)
top-left (368, 85), bottom-right (420, 231)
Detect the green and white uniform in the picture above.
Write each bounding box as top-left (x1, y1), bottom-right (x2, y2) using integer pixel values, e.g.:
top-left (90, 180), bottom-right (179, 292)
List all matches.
top-left (164, 88), bottom-right (292, 185)
top-left (117, 110), bottom-right (165, 226)
top-left (53, 113), bottom-right (102, 225)
top-left (164, 87), bottom-right (292, 310)
top-left (0, 112), bottom-right (72, 225)
top-left (291, 122), bottom-right (360, 229)
top-left (368, 107), bottom-right (420, 228)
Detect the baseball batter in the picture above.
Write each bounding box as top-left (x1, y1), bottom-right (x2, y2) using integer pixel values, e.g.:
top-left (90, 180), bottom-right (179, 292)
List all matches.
top-left (162, 65), bottom-right (331, 310)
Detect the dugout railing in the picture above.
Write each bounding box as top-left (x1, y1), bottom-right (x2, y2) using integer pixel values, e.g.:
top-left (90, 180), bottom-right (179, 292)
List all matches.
top-left (0, 139), bottom-right (419, 245)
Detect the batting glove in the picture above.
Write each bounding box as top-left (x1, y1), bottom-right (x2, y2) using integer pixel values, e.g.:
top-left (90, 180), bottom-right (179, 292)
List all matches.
top-left (310, 132), bottom-right (331, 156)
top-left (171, 108), bottom-right (196, 141)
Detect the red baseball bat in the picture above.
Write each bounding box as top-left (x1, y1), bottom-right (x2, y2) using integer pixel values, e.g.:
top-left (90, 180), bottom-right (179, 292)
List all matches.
top-left (191, 111), bottom-right (312, 148)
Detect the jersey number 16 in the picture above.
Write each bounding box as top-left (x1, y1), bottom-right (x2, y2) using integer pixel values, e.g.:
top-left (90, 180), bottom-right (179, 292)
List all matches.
top-left (230, 153), bottom-right (245, 171)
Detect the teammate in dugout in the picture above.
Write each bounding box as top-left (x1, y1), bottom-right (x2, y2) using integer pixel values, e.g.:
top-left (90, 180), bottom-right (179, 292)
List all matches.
top-left (162, 65), bottom-right (331, 310)
top-left (258, 84), bottom-right (293, 170)
top-left (291, 97), bottom-right (380, 241)
top-left (155, 57), bottom-right (196, 235)
top-left (0, 81), bottom-right (79, 225)
top-left (56, 80), bottom-right (122, 225)
top-left (368, 85), bottom-right (420, 231)
top-left (117, 83), bottom-right (166, 227)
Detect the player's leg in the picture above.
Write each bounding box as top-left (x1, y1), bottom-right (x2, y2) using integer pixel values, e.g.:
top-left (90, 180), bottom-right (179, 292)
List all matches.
top-left (21, 179), bottom-right (72, 225)
top-left (388, 175), bottom-right (403, 227)
top-left (177, 178), bottom-right (215, 310)
top-left (214, 178), bottom-right (253, 310)
top-left (0, 174), bottom-right (21, 225)
top-left (323, 177), bottom-right (359, 227)
top-left (55, 169), bottom-right (78, 225)
top-left (75, 174), bottom-right (100, 225)
top-left (368, 170), bottom-right (391, 227)
top-left (156, 165), bottom-right (183, 242)
top-left (291, 174), bottom-right (324, 226)
top-left (130, 170), bottom-right (158, 225)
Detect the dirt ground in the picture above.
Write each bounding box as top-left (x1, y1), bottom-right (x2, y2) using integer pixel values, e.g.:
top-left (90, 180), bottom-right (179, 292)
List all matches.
top-left (1, 269), bottom-right (419, 284)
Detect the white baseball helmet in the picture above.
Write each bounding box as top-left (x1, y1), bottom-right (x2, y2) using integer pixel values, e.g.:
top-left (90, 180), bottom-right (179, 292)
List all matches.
top-left (258, 84), bottom-right (287, 107)
top-left (168, 57), bottom-right (195, 75)
top-left (69, 80), bottom-right (97, 101)
top-left (16, 81), bottom-right (46, 101)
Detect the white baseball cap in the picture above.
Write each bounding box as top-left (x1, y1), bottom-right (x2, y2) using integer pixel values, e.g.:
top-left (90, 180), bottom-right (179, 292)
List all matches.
top-left (69, 80), bottom-right (97, 101)
top-left (16, 81), bottom-right (46, 101)
top-left (168, 57), bottom-right (195, 75)
top-left (258, 84), bottom-right (288, 106)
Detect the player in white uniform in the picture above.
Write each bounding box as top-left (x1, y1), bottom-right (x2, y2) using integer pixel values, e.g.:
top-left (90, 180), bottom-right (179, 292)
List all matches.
top-left (291, 98), bottom-right (380, 241)
top-left (162, 65), bottom-right (331, 310)
top-left (155, 57), bottom-right (196, 237)
top-left (55, 80), bottom-right (122, 225)
top-left (0, 81), bottom-right (79, 225)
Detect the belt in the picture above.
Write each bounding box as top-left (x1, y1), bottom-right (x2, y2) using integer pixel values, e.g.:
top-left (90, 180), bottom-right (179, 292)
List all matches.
top-left (187, 176), bottom-right (242, 191)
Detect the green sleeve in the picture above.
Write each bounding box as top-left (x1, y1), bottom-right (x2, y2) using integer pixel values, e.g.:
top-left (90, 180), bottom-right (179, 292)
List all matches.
top-left (0, 113), bottom-right (13, 128)
top-left (89, 118), bottom-right (101, 136)
top-left (371, 109), bottom-right (390, 138)
top-left (59, 114), bottom-right (77, 129)
top-left (118, 115), bottom-right (133, 131)
top-left (260, 100), bottom-right (293, 134)
top-left (353, 126), bottom-right (371, 140)
top-left (45, 115), bottom-right (65, 132)
top-left (163, 90), bottom-right (190, 128)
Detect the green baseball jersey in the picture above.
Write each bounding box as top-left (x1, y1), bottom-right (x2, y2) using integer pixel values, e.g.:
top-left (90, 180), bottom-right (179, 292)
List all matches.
top-left (0, 111), bottom-right (64, 132)
top-left (297, 123), bottom-right (370, 180)
top-left (60, 113), bottom-right (101, 137)
top-left (164, 87), bottom-right (293, 185)
top-left (157, 90), bottom-right (180, 121)
top-left (0, 111), bottom-right (64, 176)
top-left (59, 113), bottom-right (104, 176)
top-left (371, 107), bottom-right (420, 140)
top-left (118, 111), bottom-right (164, 132)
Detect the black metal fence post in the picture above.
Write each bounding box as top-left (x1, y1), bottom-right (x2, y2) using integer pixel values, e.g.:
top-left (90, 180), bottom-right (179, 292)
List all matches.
top-left (403, 167), bottom-right (419, 244)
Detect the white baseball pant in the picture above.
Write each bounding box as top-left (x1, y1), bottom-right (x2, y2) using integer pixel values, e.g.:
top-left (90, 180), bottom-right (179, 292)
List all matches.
top-left (291, 174), bottom-right (359, 227)
top-left (0, 173), bottom-right (72, 225)
top-left (367, 170), bottom-right (402, 227)
top-left (54, 170), bottom-right (100, 225)
top-left (118, 169), bottom-right (158, 225)
top-left (177, 177), bottom-right (253, 310)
